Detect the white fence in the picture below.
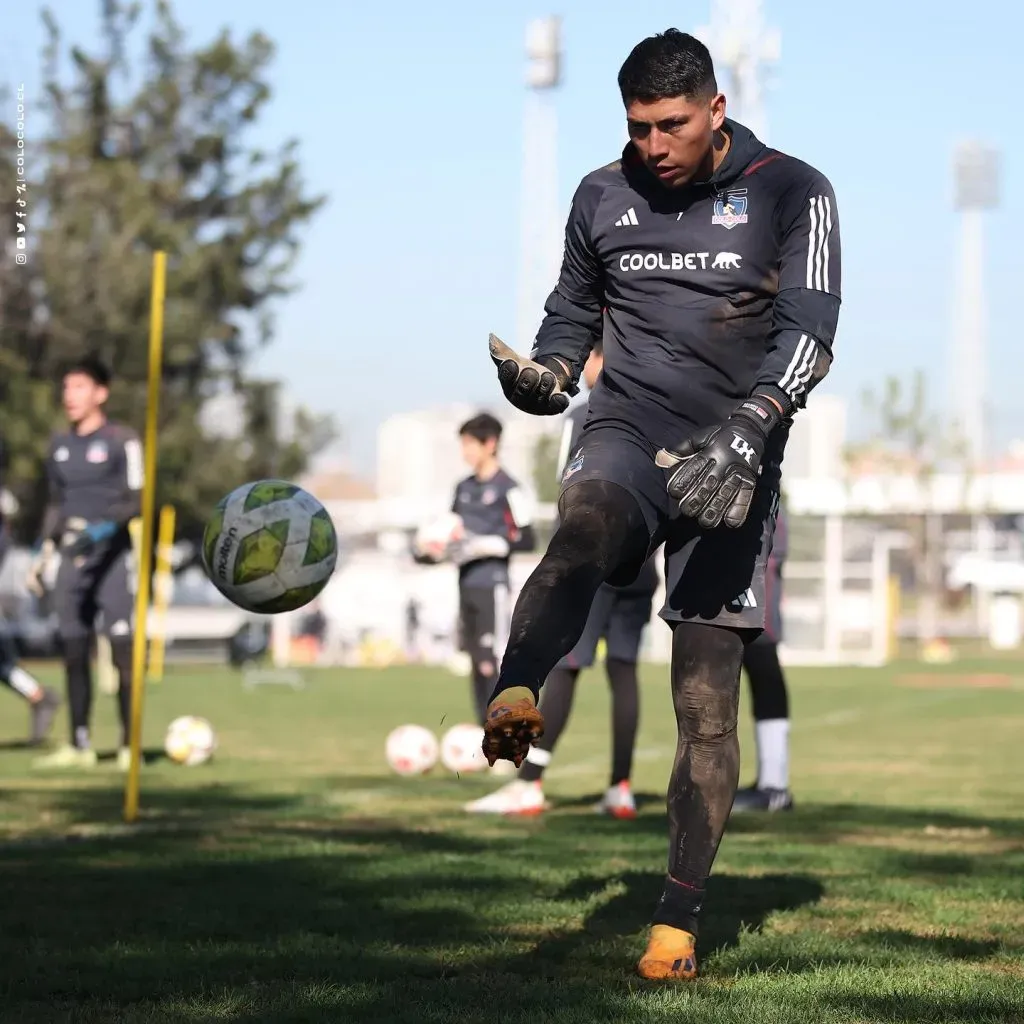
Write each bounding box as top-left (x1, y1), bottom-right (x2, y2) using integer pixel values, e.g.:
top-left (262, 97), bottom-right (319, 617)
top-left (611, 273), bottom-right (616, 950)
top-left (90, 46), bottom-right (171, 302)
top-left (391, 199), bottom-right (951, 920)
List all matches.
top-left (289, 514), bottom-right (894, 669)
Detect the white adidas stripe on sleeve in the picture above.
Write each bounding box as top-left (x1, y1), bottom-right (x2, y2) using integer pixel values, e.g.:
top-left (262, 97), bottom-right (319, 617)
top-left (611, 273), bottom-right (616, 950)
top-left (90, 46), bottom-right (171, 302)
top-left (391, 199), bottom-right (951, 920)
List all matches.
top-left (804, 195), bottom-right (833, 292)
top-left (777, 333), bottom-right (818, 403)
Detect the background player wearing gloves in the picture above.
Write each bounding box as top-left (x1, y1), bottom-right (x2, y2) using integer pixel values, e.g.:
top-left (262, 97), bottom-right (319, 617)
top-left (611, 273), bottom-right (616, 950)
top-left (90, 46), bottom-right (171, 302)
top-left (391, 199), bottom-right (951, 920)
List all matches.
top-left (28, 356), bottom-right (143, 771)
top-left (415, 414), bottom-right (536, 738)
top-left (0, 437), bottom-right (62, 744)
top-left (733, 499), bottom-right (795, 812)
top-left (465, 341), bottom-right (659, 817)
top-left (483, 28), bottom-right (841, 980)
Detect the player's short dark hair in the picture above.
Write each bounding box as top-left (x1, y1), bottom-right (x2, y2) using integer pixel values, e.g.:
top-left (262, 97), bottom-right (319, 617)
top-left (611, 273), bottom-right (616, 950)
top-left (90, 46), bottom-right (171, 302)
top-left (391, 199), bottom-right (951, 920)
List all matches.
top-left (63, 354), bottom-right (112, 387)
top-left (618, 29), bottom-right (717, 106)
top-left (459, 413), bottom-right (502, 445)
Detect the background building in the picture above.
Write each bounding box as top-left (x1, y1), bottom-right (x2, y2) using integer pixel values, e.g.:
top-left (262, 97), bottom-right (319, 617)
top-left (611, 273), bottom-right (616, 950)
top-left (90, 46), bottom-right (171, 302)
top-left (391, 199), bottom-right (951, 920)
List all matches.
top-left (375, 405), bottom-right (560, 515)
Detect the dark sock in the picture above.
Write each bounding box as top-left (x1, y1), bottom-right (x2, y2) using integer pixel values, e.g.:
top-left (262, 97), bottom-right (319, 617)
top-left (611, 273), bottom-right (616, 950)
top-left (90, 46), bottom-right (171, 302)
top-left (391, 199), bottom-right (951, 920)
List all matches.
top-left (655, 622), bottom-right (747, 937)
top-left (519, 667), bottom-right (579, 782)
top-left (490, 480), bottom-right (649, 703)
top-left (111, 638), bottom-right (134, 748)
top-left (652, 875), bottom-right (707, 936)
top-left (63, 636), bottom-right (93, 749)
top-left (606, 657), bottom-right (639, 786)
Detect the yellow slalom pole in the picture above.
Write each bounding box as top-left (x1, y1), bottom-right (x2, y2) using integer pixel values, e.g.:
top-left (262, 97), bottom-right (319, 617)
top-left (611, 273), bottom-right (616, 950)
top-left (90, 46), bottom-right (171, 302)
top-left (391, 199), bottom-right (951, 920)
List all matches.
top-left (148, 505), bottom-right (176, 684)
top-left (124, 250), bottom-right (166, 824)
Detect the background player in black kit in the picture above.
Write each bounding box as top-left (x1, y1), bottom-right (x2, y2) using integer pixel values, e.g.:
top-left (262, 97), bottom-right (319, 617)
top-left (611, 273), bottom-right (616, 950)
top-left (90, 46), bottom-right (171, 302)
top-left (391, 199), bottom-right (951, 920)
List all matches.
top-left (482, 30), bottom-right (841, 980)
top-left (28, 356), bottom-right (143, 771)
top-left (0, 437), bottom-right (62, 744)
top-left (465, 341), bottom-right (659, 817)
top-left (415, 414), bottom-right (536, 750)
top-left (733, 499), bottom-right (795, 812)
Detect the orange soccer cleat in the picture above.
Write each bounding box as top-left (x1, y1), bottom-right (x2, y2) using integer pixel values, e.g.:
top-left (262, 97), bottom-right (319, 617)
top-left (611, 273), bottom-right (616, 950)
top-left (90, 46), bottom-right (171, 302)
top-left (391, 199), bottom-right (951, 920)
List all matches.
top-left (637, 925), bottom-right (698, 981)
top-left (481, 686), bottom-right (544, 768)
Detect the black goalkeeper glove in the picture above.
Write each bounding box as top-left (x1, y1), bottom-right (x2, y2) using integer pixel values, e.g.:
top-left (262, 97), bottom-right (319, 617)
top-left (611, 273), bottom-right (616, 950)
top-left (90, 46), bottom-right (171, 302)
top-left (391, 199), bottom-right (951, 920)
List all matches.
top-left (655, 395), bottom-right (783, 530)
top-left (489, 334), bottom-right (576, 415)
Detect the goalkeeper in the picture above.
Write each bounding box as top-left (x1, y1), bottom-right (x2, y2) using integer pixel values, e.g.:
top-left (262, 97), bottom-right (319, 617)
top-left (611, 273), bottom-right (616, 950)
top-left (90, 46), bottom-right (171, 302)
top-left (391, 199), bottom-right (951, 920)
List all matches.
top-left (480, 29), bottom-right (841, 980)
top-left (414, 413), bottom-right (537, 739)
top-left (27, 356), bottom-right (143, 771)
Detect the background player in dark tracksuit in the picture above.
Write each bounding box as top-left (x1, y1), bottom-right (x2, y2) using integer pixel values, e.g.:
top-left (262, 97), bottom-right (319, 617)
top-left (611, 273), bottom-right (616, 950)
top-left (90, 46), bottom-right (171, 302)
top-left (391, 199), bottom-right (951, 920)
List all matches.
top-left (28, 357), bottom-right (143, 771)
top-left (0, 437), bottom-right (62, 744)
top-left (733, 501), bottom-right (794, 812)
top-left (416, 414), bottom-right (537, 745)
top-left (483, 30), bottom-right (841, 980)
top-left (465, 340), bottom-right (659, 816)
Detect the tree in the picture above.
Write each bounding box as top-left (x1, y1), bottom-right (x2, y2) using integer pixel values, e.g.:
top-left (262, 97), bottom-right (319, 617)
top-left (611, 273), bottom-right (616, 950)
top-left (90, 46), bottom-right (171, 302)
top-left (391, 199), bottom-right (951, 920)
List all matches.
top-left (0, 0), bottom-right (329, 542)
top-left (853, 373), bottom-right (950, 472)
top-left (846, 370), bottom-right (968, 651)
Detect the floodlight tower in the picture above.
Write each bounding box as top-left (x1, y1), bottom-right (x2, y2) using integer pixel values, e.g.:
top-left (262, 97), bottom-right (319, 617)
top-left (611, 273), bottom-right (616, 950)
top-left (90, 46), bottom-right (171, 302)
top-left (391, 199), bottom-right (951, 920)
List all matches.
top-left (695, 0), bottom-right (781, 142)
top-left (516, 17), bottom-right (562, 353)
top-left (952, 143), bottom-right (999, 467)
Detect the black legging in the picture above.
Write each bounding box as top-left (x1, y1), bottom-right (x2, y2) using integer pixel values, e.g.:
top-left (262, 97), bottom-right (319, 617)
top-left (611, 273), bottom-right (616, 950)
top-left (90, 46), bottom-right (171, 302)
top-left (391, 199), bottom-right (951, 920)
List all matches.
top-left (489, 479), bottom-right (649, 702)
top-left (519, 658), bottom-right (639, 786)
top-left (471, 662), bottom-right (495, 725)
top-left (652, 620), bottom-right (747, 935)
top-left (742, 632), bottom-right (789, 721)
top-left (63, 635), bottom-right (134, 749)
top-left (490, 478), bottom-right (748, 935)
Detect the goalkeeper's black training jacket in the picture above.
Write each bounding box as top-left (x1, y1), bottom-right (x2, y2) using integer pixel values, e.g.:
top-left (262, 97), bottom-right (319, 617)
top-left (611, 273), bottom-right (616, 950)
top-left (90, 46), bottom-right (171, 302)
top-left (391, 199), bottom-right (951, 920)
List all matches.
top-left (532, 118), bottom-right (842, 485)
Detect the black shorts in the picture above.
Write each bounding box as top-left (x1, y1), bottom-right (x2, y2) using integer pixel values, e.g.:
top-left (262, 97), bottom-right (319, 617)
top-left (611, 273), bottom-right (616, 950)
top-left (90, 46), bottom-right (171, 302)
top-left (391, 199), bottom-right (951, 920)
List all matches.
top-left (458, 583), bottom-right (511, 666)
top-left (556, 583), bottom-right (654, 670)
top-left (54, 545), bottom-right (134, 641)
top-left (559, 422), bottom-right (779, 632)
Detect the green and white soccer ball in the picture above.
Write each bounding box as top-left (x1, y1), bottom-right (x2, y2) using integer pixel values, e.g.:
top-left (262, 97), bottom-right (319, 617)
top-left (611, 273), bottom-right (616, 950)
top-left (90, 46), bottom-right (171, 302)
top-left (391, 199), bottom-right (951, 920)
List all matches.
top-left (202, 479), bottom-right (338, 614)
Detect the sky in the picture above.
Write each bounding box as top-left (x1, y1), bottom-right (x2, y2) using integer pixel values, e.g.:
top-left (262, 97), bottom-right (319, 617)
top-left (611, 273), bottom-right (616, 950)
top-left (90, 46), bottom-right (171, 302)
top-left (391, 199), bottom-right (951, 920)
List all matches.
top-left (5, 1), bottom-right (1023, 476)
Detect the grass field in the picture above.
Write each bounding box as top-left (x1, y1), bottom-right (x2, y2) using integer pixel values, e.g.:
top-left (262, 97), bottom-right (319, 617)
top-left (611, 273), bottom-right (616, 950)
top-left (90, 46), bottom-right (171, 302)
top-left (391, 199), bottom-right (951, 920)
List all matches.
top-left (0, 657), bottom-right (1021, 1023)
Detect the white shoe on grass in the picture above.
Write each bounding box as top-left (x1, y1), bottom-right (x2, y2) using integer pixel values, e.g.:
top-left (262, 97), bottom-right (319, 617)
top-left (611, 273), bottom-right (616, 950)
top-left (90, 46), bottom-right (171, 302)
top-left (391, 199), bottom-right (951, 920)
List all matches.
top-left (463, 780), bottom-right (548, 816)
top-left (594, 780), bottom-right (637, 819)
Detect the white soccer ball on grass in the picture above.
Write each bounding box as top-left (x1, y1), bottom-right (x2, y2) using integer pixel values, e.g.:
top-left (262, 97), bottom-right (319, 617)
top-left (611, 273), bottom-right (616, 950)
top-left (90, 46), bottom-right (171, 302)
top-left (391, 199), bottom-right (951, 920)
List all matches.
top-left (385, 724), bottom-right (439, 776)
top-left (440, 723), bottom-right (487, 774)
top-left (164, 715), bottom-right (218, 766)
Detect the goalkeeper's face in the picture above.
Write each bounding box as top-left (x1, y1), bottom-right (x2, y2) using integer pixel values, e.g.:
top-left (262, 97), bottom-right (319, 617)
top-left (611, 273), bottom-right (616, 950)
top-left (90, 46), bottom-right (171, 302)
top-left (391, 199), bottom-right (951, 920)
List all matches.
top-left (62, 372), bottom-right (109, 426)
top-left (626, 91), bottom-right (726, 188)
